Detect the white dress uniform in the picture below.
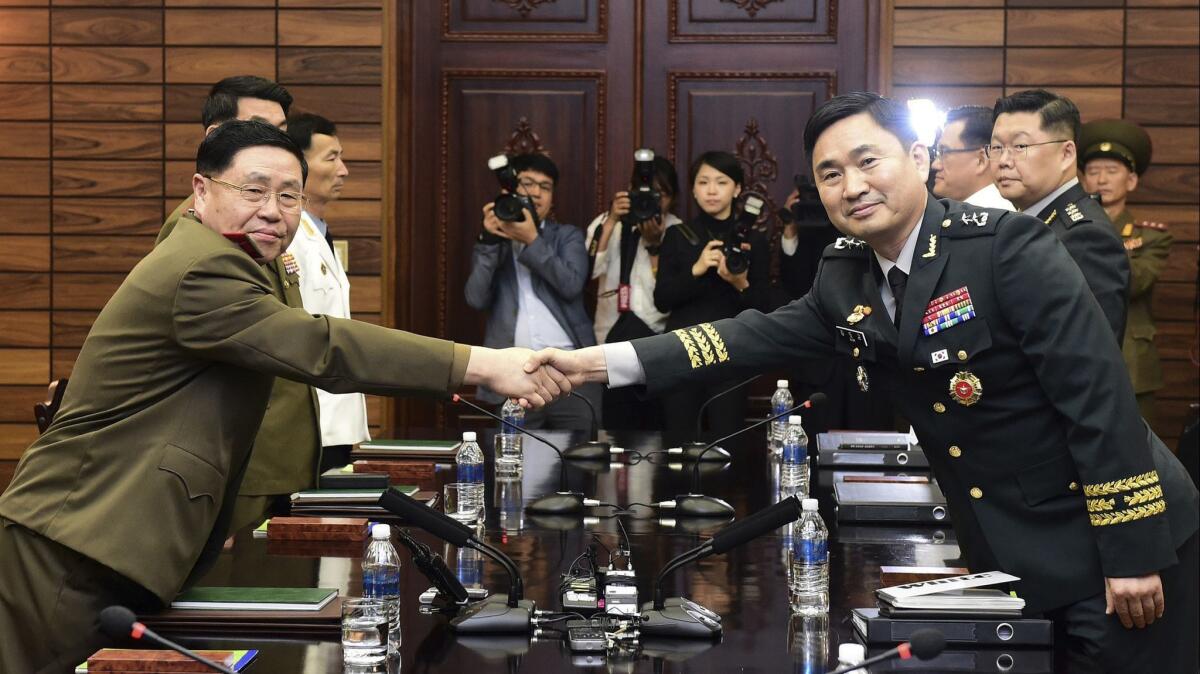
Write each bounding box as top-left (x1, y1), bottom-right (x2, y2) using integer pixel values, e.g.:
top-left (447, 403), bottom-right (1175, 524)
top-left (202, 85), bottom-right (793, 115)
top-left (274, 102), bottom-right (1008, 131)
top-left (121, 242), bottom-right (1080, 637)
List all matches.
top-left (287, 211), bottom-right (371, 446)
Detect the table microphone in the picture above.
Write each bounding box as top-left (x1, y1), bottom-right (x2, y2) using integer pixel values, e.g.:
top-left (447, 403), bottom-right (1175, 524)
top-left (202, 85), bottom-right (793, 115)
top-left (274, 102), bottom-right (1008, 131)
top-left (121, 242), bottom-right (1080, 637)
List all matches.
top-left (98, 606), bottom-right (237, 674)
top-left (672, 375), bottom-right (760, 461)
top-left (666, 393), bottom-right (826, 518)
top-left (640, 496), bottom-right (803, 637)
top-left (394, 528), bottom-right (470, 605)
top-left (562, 390), bottom-right (611, 460)
top-left (378, 488), bottom-right (535, 633)
top-left (452, 394), bottom-right (599, 515)
top-left (826, 629), bottom-right (946, 674)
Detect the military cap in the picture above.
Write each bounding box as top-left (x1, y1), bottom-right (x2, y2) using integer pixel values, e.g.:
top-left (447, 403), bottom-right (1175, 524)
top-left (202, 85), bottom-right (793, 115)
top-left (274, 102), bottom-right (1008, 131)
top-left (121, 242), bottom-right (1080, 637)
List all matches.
top-left (1078, 118), bottom-right (1152, 176)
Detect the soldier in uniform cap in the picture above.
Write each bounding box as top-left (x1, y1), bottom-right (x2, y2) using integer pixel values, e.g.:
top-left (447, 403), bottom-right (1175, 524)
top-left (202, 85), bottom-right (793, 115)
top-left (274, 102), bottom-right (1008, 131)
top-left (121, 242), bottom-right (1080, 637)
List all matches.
top-left (1080, 119), bottom-right (1172, 427)
top-left (532, 92), bottom-right (1198, 672)
top-left (990, 89), bottom-right (1130, 342)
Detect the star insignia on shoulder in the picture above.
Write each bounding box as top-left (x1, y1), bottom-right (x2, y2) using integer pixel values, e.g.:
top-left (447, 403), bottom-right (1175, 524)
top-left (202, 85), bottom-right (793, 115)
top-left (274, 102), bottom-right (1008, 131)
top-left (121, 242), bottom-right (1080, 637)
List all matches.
top-left (1139, 220), bottom-right (1168, 231)
top-left (834, 236), bottom-right (868, 250)
top-left (960, 211), bottom-right (988, 227)
top-left (1065, 203), bottom-right (1084, 223)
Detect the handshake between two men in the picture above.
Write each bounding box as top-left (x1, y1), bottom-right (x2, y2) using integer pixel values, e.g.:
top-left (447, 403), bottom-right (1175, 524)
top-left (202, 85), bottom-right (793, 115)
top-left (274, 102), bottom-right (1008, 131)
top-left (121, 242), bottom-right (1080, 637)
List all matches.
top-left (464, 346), bottom-right (609, 408)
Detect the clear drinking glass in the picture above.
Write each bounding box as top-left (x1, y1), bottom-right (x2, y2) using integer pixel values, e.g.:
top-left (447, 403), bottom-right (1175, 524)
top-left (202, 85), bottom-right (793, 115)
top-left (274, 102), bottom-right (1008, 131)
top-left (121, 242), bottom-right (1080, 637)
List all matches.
top-left (494, 433), bottom-right (523, 478)
top-left (341, 597), bottom-right (388, 666)
top-left (444, 482), bottom-right (480, 523)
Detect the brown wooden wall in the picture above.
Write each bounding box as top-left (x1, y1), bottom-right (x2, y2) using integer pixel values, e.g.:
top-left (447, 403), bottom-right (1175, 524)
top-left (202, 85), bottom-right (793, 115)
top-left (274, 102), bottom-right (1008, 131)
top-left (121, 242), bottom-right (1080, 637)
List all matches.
top-left (0, 0), bottom-right (386, 482)
top-left (887, 0), bottom-right (1200, 446)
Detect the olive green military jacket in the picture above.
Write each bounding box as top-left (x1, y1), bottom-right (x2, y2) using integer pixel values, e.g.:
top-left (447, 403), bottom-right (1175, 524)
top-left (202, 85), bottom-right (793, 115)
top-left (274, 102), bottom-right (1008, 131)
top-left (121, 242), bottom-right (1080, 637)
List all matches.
top-left (1113, 210), bottom-right (1172, 394)
top-left (159, 198), bottom-right (322, 495)
top-left (0, 215), bottom-right (468, 602)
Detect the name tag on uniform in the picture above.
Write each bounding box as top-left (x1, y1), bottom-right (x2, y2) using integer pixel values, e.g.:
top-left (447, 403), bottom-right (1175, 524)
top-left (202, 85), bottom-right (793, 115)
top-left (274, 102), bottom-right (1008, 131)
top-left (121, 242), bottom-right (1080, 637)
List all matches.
top-left (837, 326), bottom-right (869, 347)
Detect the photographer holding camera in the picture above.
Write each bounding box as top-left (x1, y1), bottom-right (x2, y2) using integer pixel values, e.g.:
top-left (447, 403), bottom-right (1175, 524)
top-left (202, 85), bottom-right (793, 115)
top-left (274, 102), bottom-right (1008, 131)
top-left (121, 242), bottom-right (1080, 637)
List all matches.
top-left (654, 150), bottom-right (770, 438)
top-left (585, 149), bottom-right (682, 429)
top-left (465, 153), bottom-right (600, 430)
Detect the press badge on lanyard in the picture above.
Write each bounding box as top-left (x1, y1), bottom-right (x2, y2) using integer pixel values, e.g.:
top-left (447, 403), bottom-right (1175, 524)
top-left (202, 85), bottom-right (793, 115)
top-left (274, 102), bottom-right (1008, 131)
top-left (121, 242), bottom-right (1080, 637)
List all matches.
top-left (617, 283), bottom-right (632, 312)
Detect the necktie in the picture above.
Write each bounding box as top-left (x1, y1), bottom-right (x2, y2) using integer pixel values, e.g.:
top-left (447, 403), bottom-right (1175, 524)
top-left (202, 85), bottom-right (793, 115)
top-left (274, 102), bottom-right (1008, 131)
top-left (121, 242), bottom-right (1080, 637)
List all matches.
top-left (887, 266), bottom-right (908, 328)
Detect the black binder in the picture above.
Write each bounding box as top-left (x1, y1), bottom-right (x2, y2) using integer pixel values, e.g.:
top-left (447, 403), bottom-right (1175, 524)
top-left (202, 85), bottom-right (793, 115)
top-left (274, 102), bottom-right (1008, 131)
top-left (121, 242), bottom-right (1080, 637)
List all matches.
top-left (851, 607), bottom-right (1054, 647)
top-left (834, 480), bottom-right (951, 524)
top-left (817, 431), bottom-right (929, 468)
top-left (864, 644), bottom-right (1053, 672)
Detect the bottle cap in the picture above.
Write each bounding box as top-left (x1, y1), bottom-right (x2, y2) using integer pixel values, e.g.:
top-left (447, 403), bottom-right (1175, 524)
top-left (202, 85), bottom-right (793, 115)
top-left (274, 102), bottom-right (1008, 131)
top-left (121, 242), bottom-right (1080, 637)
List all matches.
top-left (371, 523), bottom-right (391, 540)
top-left (777, 379), bottom-right (789, 388)
top-left (788, 415), bottom-right (803, 424)
top-left (802, 498), bottom-right (819, 511)
top-left (462, 431), bottom-right (476, 442)
top-left (838, 643), bottom-right (865, 664)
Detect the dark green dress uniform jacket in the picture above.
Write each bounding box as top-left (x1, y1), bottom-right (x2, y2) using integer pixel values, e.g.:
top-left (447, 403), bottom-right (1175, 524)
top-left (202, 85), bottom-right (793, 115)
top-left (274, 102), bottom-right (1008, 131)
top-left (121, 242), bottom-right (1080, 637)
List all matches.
top-left (628, 196), bottom-right (1198, 614)
top-left (1036, 182), bottom-right (1130, 342)
top-left (158, 198), bottom-right (322, 496)
top-left (0, 216), bottom-right (468, 603)
top-left (1112, 210), bottom-right (1171, 395)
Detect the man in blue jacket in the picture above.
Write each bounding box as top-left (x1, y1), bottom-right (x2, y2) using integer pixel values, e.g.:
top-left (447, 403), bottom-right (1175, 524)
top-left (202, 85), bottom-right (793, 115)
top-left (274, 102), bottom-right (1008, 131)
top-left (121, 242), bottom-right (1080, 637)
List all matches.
top-left (465, 153), bottom-right (600, 430)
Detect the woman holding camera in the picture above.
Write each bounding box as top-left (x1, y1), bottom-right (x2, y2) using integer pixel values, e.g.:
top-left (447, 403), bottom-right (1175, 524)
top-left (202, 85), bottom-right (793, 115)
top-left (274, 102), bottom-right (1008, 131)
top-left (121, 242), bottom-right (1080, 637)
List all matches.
top-left (585, 154), bottom-right (681, 429)
top-left (654, 150), bottom-right (770, 439)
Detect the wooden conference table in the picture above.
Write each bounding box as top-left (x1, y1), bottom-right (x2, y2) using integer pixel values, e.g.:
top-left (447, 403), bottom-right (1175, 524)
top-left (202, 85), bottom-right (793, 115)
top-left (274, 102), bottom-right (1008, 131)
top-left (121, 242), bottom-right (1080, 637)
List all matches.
top-left (171, 429), bottom-right (1037, 673)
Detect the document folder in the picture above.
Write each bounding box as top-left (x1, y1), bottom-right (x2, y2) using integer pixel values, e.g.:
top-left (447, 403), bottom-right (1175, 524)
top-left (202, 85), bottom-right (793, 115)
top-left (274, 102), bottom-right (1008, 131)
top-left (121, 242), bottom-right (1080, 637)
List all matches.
top-left (851, 608), bottom-right (1053, 646)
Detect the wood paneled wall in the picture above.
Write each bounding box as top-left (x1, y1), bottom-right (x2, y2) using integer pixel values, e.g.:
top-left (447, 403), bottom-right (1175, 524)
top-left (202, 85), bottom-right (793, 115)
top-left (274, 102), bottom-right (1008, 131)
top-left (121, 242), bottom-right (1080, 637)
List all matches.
top-left (0, 0), bottom-right (385, 477)
top-left (888, 0), bottom-right (1200, 446)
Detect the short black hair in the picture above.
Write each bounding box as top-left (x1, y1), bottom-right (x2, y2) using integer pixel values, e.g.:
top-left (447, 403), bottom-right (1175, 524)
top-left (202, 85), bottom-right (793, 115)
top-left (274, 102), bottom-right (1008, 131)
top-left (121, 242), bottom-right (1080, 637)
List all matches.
top-left (510, 153), bottom-right (559, 184)
top-left (285, 112), bottom-right (337, 153)
top-left (803, 92), bottom-right (916, 158)
top-left (197, 120), bottom-right (308, 185)
top-left (991, 89), bottom-right (1080, 142)
top-left (943, 105), bottom-right (993, 149)
top-left (652, 155), bottom-right (679, 201)
top-left (201, 76), bottom-right (293, 129)
top-left (689, 150), bottom-right (744, 186)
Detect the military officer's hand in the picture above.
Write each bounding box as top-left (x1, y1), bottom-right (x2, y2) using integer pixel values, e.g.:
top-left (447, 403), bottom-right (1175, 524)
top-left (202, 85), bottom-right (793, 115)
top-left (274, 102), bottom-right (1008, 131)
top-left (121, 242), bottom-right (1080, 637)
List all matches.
top-left (692, 240), bottom-right (725, 277)
top-left (463, 347), bottom-right (570, 408)
top-left (1105, 573), bottom-right (1164, 629)
top-left (524, 346), bottom-right (610, 388)
top-left (716, 246), bottom-right (750, 291)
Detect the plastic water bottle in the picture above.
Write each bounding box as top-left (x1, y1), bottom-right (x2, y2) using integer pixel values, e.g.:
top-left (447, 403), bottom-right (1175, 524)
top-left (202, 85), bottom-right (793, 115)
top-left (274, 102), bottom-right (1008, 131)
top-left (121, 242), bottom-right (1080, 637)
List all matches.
top-left (769, 380), bottom-right (793, 454)
top-left (362, 523), bottom-right (402, 649)
top-left (791, 498), bottom-right (829, 615)
top-left (501, 398), bottom-right (526, 434)
top-left (456, 432), bottom-right (485, 518)
top-left (496, 399), bottom-right (525, 478)
top-left (781, 415), bottom-right (809, 496)
top-left (788, 613), bottom-right (830, 674)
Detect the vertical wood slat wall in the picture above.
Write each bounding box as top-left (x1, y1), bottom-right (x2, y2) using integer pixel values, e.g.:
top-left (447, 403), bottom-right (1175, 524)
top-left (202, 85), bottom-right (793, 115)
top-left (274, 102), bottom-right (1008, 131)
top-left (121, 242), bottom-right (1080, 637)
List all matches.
top-left (889, 0), bottom-right (1199, 446)
top-left (0, 0), bottom-right (385, 472)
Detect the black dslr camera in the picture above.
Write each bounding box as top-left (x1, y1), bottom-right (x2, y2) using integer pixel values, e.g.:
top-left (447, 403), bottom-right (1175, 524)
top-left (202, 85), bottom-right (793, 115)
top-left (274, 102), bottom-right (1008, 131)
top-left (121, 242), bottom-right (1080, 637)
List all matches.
top-left (489, 154), bottom-right (538, 223)
top-left (724, 195), bottom-right (763, 275)
top-left (776, 174), bottom-right (825, 227)
top-left (623, 148), bottom-right (661, 225)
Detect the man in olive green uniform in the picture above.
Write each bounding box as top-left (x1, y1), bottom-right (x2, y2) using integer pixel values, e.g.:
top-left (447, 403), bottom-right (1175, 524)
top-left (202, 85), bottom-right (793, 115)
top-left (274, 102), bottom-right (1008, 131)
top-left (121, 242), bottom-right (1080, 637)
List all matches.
top-left (1080, 119), bottom-right (1173, 427)
top-left (0, 122), bottom-right (566, 673)
top-left (156, 75), bottom-right (325, 533)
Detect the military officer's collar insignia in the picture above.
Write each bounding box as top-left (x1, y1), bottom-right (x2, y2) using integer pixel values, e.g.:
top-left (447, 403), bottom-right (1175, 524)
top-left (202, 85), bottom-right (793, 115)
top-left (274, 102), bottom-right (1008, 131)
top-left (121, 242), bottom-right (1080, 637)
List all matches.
top-left (1044, 210), bottom-right (1057, 226)
top-left (1121, 223), bottom-right (1134, 237)
top-left (281, 252), bottom-right (300, 276)
top-left (949, 371), bottom-right (982, 406)
top-left (856, 364), bottom-right (870, 392)
top-left (1065, 202), bottom-right (1084, 223)
top-left (1124, 237), bottom-right (1144, 251)
top-left (921, 234), bottom-right (938, 259)
top-left (834, 236), bottom-right (868, 250)
top-left (847, 304), bottom-right (872, 325)
top-left (961, 212), bottom-right (988, 227)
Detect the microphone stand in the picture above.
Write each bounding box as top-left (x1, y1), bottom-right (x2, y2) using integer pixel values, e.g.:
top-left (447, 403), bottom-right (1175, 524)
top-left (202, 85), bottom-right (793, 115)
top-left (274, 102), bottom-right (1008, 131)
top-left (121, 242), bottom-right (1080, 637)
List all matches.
top-left (562, 390), bottom-right (611, 460)
top-left (674, 375), bottom-right (760, 462)
top-left (452, 395), bottom-right (595, 515)
top-left (672, 397), bottom-right (823, 517)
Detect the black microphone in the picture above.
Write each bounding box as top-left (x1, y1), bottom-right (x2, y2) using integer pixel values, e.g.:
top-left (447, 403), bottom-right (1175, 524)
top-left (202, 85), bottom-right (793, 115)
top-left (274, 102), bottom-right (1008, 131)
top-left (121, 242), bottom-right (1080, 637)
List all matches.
top-left (563, 390), bottom-right (611, 460)
top-left (640, 497), bottom-right (804, 638)
top-left (394, 528), bottom-right (470, 605)
top-left (379, 489), bottom-right (535, 633)
top-left (826, 628), bottom-right (946, 674)
top-left (670, 393), bottom-right (827, 518)
top-left (452, 394), bottom-right (597, 515)
top-left (674, 375), bottom-right (760, 461)
top-left (98, 606), bottom-right (237, 674)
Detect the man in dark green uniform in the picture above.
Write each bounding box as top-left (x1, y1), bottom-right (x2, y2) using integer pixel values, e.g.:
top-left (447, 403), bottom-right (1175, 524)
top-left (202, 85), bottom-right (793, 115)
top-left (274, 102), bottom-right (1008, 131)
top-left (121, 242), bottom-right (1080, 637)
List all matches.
top-left (0, 121), bottom-right (568, 673)
top-left (156, 75), bottom-right (324, 533)
top-left (990, 90), bottom-right (1130, 342)
top-left (1080, 119), bottom-right (1173, 427)
top-left (532, 93), bottom-right (1198, 672)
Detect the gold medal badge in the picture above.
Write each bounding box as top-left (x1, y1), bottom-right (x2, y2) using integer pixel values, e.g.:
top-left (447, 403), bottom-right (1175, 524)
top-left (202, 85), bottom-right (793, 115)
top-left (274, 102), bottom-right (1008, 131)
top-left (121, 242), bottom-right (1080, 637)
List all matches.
top-left (949, 371), bottom-right (982, 406)
top-left (856, 364), bottom-right (870, 392)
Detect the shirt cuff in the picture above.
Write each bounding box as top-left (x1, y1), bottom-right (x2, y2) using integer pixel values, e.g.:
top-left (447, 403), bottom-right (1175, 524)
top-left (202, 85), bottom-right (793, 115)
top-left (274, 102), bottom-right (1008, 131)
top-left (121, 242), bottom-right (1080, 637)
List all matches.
top-left (602, 341), bottom-right (646, 387)
top-left (781, 235), bottom-right (798, 257)
top-left (449, 343), bottom-right (471, 389)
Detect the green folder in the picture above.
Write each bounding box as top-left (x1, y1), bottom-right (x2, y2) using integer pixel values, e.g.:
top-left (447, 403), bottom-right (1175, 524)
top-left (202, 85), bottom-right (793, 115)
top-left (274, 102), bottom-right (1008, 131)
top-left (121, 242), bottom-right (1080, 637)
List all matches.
top-left (170, 587), bottom-right (337, 611)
